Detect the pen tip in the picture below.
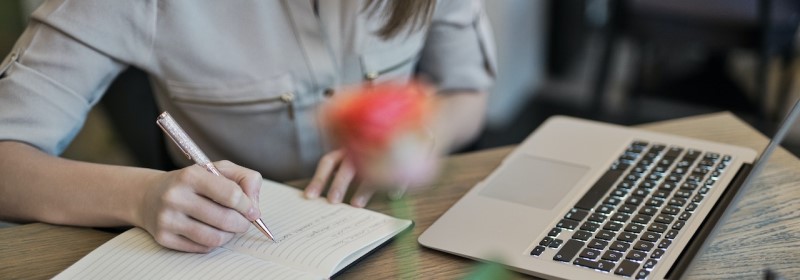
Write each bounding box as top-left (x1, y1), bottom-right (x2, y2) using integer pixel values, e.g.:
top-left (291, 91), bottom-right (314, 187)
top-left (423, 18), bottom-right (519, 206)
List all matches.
top-left (252, 218), bottom-right (277, 242)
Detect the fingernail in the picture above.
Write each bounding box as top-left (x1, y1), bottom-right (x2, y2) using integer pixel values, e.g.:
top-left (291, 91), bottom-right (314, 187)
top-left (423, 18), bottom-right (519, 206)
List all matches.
top-left (248, 206), bottom-right (260, 220)
top-left (329, 191), bottom-right (341, 203)
top-left (305, 189), bottom-right (319, 199)
top-left (353, 196), bottom-right (367, 208)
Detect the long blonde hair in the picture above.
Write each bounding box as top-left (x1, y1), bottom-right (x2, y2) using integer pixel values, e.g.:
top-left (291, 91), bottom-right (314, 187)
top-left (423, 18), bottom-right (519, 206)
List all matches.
top-left (364, 0), bottom-right (436, 39)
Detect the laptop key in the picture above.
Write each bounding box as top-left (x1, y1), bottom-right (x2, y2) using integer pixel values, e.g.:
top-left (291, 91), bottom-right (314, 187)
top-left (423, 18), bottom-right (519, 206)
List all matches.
top-left (602, 250), bottom-right (623, 262)
top-left (625, 196), bottom-right (644, 206)
top-left (632, 214), bottom-right (651, 224)
top-left (530, 246), bottom-right (546, 256)
top-left (665, 229), bottom-right (679, 239)
top-left (587, 239), bottom-right (609, 250)
top-left (618, 180), bottom-right (637, 189)
top-left (611, 213), bottom-right (630, 223)
top-left (646, 198), bottom-right (664, 207)
top-left (626, 250), bottom-right (646, 261)
top-left (609, 241), bottom-right (630, 252)
top-left (648, 223), bottom-right (668, 233)
top-left (661, 206), bottom-right (680, 216)
top-left (603, 222), bottom-right (624, 232)
top-left (642, 258), bottom-right (657, 269)
top-left (639, 206), bottom-right (658, 216)
top-left (539, 237), bottom-right (553, 246)
top-left (553, 239), bottom-right (584, 262)
top-left (654, 214), bottom-right (674, 224)
top-left (658, 239), bottom-right (672, 249)
top-left (611, 188), bottom-right (628, 197)
top-left (641, 231), bottom-right (661, 242)
top-left (674, 190), bottom-right (692, 198)
top-left (556, 219), bottom-right (580, 230)
top-left (633, 240), bottom-right (655, 252)
top-left (603, 197), bottom-right (622, 206)
top-left (596, 230), bottom-right (615, 240)
top-left (653, 189), bottom-right (671, 199)
top-left (624, 223), bottom-right (645, 233)
top-left (617, 232), bottom-right (637, 243)
top-left (636, 269), bottom-right (650, 279)
top-left (615, 260), bottom-right (641, 276)
top-left (628, 188), bottom-right (650, 198)
top-left (666, 146), bottom-right (683, 157)
top-left (548, 228), bottom-right (561, 237)
top-left (580, 222), bottom-right (600, 232)
top-left (668, 198), bottom-right (687, 207)
top-left (574, 258), bottom-right (614, 272)
top-left (596, 205), bottom-right (614, 214)
top-left (579, 248), bottom-right (601, 260)
top-left (564, 208), bottom-right (589, 221)
top-left (588, 213), bottom-right (607, 223)
top-left (572, 230), bottom-right (592, 241)
top-left (651, 249), bottom-right (665, 259)
top-left (640, 180), bottom-right (659, 189)
top-left (618, 204), bottom-right (637, 214)
top-left (574, 170), bottom-right (624, 210)
top-left (548, 239), bottom-right (564, 248)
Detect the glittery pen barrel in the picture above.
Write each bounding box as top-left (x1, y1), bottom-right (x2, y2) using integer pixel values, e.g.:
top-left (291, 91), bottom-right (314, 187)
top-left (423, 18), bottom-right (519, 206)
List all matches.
top-left (156, 112), bottom-right (276, 242)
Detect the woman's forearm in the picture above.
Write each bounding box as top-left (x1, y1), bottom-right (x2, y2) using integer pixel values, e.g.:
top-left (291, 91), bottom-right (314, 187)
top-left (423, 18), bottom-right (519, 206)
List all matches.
top-left (0, 141), bottom-right (160, 227)
top-left (433, 91), bottom-right (489, 153)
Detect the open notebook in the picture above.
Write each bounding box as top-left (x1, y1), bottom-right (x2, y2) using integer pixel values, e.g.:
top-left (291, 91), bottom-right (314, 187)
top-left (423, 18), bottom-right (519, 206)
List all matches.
top-left (53, 180), bottom-right (413, 279)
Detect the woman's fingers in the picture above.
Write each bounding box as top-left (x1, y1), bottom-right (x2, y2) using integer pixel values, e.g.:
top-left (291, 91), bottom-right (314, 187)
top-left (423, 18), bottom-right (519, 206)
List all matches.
top-left (142, 164), bottom-right (261, 253)
top-left (186, 166), bottom-right (260, 221)
top-left (178, 191), bottom-right (250, 233)
top-left (214, 160), bottom-right (263, 203)
top-left (350, 182), bottom-right (377, 208)
top-left (327, 159), bottom-right (357, 203)
top-left (305, 150), bottom-right (345, 199)
top-left (153, 231), bottom-right (212, 253)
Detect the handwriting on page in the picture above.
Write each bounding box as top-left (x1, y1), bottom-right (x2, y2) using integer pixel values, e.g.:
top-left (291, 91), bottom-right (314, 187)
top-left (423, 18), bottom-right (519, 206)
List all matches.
top-left (53, 228), bottom-right (319, 280)
top-left (225, 182), bottom-right (403, 272)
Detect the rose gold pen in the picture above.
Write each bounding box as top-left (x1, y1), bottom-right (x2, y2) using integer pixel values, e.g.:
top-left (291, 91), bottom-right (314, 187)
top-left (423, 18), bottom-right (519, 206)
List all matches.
top-left (156, 111), bottom-right (276, 242)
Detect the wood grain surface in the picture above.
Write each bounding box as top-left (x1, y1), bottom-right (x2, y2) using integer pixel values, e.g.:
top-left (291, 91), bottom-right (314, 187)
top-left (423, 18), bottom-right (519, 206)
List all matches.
top-left (1, 112), bottom-right (798, 279)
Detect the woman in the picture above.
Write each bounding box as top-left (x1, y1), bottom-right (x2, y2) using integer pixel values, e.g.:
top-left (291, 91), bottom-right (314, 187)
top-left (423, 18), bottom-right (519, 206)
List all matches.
top-left (0, 0), bottom-right (495, 253)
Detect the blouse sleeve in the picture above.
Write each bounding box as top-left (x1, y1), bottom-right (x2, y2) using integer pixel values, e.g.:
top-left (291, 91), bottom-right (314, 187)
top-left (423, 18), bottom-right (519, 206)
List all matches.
top-left (416, 0), bottom-right (497, 93)
top-left (0, 0), bottom-right (155, 155)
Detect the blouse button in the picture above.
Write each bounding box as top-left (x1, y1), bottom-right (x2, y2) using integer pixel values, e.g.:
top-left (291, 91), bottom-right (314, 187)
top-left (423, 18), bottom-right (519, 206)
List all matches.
top-left (323, 88), bottom-right (335, 97)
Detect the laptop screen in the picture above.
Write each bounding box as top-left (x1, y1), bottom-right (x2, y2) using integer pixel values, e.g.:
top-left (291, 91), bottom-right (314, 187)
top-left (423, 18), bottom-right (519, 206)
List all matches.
top-left (683, 98), bottom-right (800, 276)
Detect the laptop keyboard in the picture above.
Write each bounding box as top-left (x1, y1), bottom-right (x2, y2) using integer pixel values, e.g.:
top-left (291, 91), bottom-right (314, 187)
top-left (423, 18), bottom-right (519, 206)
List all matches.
top-left (530, 141), bottom-right (731, 279)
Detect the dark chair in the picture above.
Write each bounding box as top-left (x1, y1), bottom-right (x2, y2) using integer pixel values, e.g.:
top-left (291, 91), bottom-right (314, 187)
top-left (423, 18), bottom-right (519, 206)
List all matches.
top-left (591, 0), bottom-right (800, 123)
top-left (100, 67), bottom-right (176, 170)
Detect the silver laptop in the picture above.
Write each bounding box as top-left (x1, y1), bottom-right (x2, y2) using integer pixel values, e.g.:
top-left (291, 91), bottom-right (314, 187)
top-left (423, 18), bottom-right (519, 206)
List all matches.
top-left (420, 100), bottom-right (800, 279)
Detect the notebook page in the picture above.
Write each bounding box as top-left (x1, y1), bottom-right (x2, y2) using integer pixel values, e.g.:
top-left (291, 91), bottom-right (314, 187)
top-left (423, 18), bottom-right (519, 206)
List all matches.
top-left (225, 180), bottom-right (412, 276)
top-left (52, 227), bottom-right (320, 280)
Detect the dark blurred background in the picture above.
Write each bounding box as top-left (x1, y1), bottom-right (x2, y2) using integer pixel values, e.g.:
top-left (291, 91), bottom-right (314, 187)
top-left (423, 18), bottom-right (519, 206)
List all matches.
top-left (0, 0), bottom-right (798, 167)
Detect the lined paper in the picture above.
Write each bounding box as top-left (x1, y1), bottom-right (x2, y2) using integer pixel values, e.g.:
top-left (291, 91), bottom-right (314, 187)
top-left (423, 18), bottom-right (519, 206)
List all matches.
top-left (52, 228), bottom-right (319, 280)
top-left (227, 180), bottom-right (411, 275)
top-left (53, 180), bottom-right (411, 279)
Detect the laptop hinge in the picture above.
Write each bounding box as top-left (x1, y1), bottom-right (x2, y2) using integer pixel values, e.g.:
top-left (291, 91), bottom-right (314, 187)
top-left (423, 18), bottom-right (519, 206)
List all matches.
top-left (666, 163), bottom-right (754, 279)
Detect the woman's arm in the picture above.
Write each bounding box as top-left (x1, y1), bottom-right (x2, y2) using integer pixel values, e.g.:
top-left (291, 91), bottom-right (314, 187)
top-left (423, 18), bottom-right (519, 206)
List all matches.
top-left (431, 91), bottom-right (489, 153)
top-left (0, 141), bottom-right (263, 253)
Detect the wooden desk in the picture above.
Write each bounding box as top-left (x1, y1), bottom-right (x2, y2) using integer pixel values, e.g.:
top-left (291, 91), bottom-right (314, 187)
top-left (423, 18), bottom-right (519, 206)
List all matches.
top-left (2, 112), bottom-right (800, 279)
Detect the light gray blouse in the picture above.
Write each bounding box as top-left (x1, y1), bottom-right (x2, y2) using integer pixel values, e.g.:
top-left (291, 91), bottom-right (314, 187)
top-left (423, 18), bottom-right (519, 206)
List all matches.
top-left (0, 0), bottom-right (496, 181)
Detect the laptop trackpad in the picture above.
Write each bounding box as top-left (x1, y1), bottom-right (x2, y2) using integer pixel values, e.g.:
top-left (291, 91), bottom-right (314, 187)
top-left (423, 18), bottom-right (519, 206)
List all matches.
top-left (479, 155), bottom-right (589, 210)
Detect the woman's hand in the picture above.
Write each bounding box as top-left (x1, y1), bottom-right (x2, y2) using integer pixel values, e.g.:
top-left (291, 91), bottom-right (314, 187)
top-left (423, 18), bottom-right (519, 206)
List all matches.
top-left (304, 133), bottom-right (440, 208)
top-left (304, 149), bottom-right (376, 208)
top-left (136, 160), bottom-right (263, 253)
